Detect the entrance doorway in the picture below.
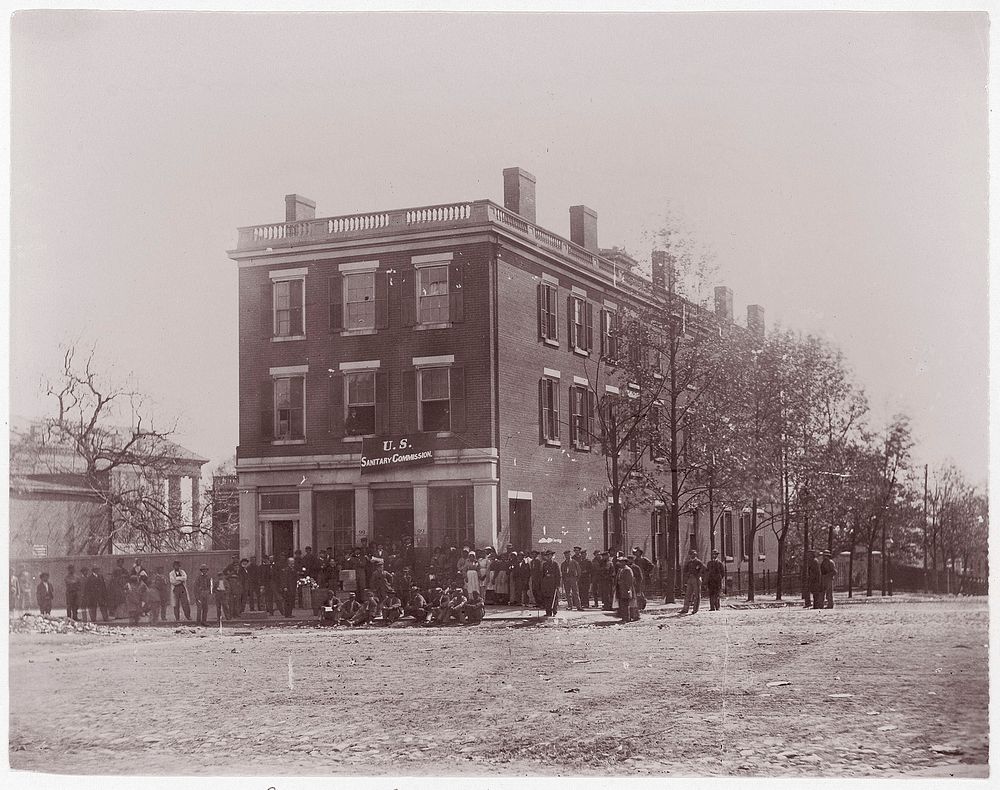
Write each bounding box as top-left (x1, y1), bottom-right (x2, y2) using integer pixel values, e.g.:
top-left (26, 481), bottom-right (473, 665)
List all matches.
top-left (268, 520), bottom-right (295, 561)
top-left (372, 488), bottom-right (414, 550)
top-left (509, 499), bottom-right (531, 551)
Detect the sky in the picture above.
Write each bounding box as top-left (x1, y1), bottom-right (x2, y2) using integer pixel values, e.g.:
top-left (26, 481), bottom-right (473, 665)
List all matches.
top-left (8, 10), bottom-right (990, 487)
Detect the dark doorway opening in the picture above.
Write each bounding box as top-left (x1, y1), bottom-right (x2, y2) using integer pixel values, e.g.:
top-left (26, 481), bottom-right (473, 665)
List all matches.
top-left (270, 520), bottom-right (295, 561)
top-left (372, 488), bottom-right (414, 550)
top-left (509, 499), bottom-right (531, 551)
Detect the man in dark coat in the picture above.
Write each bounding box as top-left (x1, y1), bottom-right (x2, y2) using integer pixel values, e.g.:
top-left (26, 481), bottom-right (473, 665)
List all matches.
top-left (705, 550), bottom-right (726, 611)
top-left (247, 556), bottom-right (261, 612)
top-left (679, 549), bottom-right (706, 615)
top-left (819, 549), bottom-right (836, 608)
top-left (194, 564), bottom-right (213, 626)
top-left (529, 550), bottom-right (543, 608)
top-left (82, 567), bottom-right (104, 622)
top-left (575, 548), bottom-right (592, 609)
top-left (596, 552), bottom-right (615, 611)
top-left (36, 572), bottom-right (54, 615)
top-left (806, 550), bottom-right (823, 609)
top-left (539, 549), bottom-right (562, 616)
top-left (614, 555), bottom-right (636, 622)
top-left (279, 556), bottom-right (299, 617)
top-left (258, 555), bottom-right (275, 615)
top-left (64, 565), bottom-right (81, 620)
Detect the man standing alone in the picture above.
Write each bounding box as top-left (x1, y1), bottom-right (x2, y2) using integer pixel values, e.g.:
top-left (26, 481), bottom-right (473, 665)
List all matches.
top-left (819, 549), bottom-right (836, 609)
top-left (539, 550), bottom-right (562, 616)
top-left (169, 561), bottom-right (191, 621)
top-left (679, 549), bottom-right (706, 615)
top-left (705, 550), bottom-right (726, 611)
top-left (560, 550), bottom-right (581, 611)
top-left (806, 550), bottom-right (823, 610)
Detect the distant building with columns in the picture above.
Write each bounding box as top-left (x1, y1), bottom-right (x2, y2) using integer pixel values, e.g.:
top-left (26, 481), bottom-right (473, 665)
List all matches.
top-left (9, 416), bottom-right (208, 557)
top-left (228, 169), bottom-right (777, 578)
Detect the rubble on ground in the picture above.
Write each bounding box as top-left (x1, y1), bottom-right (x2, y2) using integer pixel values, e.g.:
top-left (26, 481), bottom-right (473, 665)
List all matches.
top-left (10, 613), bottom-right (129, 636)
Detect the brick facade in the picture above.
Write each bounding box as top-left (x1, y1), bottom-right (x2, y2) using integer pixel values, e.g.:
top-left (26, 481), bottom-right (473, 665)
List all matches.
top-left (230, 182), bottom-right (779, 580)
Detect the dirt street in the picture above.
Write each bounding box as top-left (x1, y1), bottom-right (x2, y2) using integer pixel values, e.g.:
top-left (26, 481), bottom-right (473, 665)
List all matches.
top-left (8, 598), bottom-right (988, 777)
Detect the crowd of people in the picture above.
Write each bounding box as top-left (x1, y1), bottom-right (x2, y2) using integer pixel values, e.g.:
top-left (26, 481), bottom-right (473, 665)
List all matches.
top-left (8, 542), bottom-right (676, 628)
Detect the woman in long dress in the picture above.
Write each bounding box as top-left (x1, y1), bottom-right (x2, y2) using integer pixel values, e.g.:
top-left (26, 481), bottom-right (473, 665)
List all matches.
top-left (464, 552), bottom-right (481, 596)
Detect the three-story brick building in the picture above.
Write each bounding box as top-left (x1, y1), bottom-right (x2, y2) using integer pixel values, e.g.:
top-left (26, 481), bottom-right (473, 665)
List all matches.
top-left (229, 168), bottom-right (779, 580)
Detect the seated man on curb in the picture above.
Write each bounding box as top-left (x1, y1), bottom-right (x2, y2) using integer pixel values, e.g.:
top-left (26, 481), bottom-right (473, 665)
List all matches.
top-left (461, 589), bottom-right (486, 624)
top-left (382, 590), bottom-right (403, 624)
top-left (432, 587), bottom-right (453, 624)
top-left (406, 586), bottom-right (429, 623)
top-left (448, 587), bottom-right (469, 624)
top-left (350, 590), bottom-right (380, 627)
top-left (319, 590), bottom-right (342, 626)
top-left (341, 592), bottom-right (361, 624)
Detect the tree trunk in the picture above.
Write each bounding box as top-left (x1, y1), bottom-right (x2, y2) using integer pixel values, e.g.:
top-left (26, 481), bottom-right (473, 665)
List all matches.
top-left (776, 533), bottom-right (786, 601)
top-left (747, 499), bottom-right (757, 602)
top-left (880, 520), bottom-right (887, 596)
top-left (708, 482), bottom-right (716, 555)
top-left (865, 542), bottom-right (874, 597)
top-left (847, 521), bottom-right (857, 598)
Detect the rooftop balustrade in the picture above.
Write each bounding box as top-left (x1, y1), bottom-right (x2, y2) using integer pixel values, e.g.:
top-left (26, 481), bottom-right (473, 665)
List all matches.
top-left (235, 199), bottom-right (655, 297)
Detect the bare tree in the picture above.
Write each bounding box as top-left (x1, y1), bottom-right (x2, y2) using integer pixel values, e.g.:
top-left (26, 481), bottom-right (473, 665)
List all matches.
top-left (27, 344), bottom-right (208, 552)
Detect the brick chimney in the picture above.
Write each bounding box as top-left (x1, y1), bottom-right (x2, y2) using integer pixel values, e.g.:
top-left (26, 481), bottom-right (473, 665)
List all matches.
top-left (502, 167), bottom-right (537, 223)
top-left (715, 286), bottom-right (734, 322)
top-left (570, 205), bottom-right (598, 253)
top-left (285, 194), bottom-right (316, 222)
top-left (747, 304), bottom-right (766, 337)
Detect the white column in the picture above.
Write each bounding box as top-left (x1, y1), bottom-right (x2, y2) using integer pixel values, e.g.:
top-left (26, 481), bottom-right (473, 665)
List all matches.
top-left (354, 486), bottom-right (370, 545)
top-left (297, 487), bottom-right (313, 550)
top-left (238, 485), bottom-right (258, 555)
top-left (473, 483), bottom-right (498, 549)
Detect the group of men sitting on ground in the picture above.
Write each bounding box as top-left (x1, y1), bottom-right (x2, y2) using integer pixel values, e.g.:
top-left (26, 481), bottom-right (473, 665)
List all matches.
top-left (317, 585), bottom-right (486, 627)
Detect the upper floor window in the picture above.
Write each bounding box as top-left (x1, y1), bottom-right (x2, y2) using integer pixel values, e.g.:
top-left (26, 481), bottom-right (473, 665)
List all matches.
top-left (539, 375), bottom-right (560, 444)
top-left (568, 384), bottom-right (595, 450)
top-left (600, 308), bottom-right (619, 358)
top-left (344, 272), bottom-right (375, 330)
top-left (538, 282), bottom-right (559, 344)
top-left (272, 277), bottom-right (304, 338)
top-left (418, 266), bottom-right (450, 324)
top-left (569, 295), bottom-right (594, 353)
top-left (274, 376), bottom-right (305, 440)
top-left (345, 371), bottom-right (376, 436)
top-left (419, 367), bottom-right (451, 431)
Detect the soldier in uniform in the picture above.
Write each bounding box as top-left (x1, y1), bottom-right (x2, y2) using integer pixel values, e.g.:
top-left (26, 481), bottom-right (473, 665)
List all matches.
top-left (705, 550), bottom-right (726, 611)
top-left (574, 548), bottom-right (592, 608)
top-left (596, 552), bottom-right (615, 611)
top-left (539, 549), bottom-right (562, 616)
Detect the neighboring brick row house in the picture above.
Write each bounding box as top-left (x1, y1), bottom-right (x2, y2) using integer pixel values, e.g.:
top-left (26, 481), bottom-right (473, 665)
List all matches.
top-left (229, 169), bottom-right (780, 578)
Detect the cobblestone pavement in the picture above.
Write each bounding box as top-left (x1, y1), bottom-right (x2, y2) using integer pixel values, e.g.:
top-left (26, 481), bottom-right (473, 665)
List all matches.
top-left (8, 598), bottom-right (988, 777)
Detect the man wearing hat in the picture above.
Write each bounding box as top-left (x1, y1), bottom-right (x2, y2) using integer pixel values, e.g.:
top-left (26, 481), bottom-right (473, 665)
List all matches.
top-left (705, 550), bottom-right (726, 611)
top-left (805, 550), bottom-right (823, 609)
top-left (529, 550), bottom-right (543, 609)
top-left (193, 564), bottom-right (214, 626)
top-left (819, 549), bottom-right (836, 609)
top-left (679, 549), bottom-right (706, 615)
top-left (574, 548), bottom-right (592, 609)
top-left (539, 549), bottom-right (562, 616)
top-left (406, 586), bottom-right (430, 623)
top-left (561, 550), bottom-right (582, 611)
top-left (595, 552), bottom-right (615, 611)
top-left (613, 554), bottom-right (636, 621)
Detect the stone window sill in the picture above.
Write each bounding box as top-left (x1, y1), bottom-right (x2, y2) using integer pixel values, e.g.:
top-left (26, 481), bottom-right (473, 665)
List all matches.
top-left (340, 328), bottom-right (377, 337)
top-left (272, 335), bottom-right (306, 343)
top-left (415, 322), bottom-right (453, 331)
top-left (543, 338), bottom-right (560, 348)
top-left (271, 439), bottom-right (307, 445)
